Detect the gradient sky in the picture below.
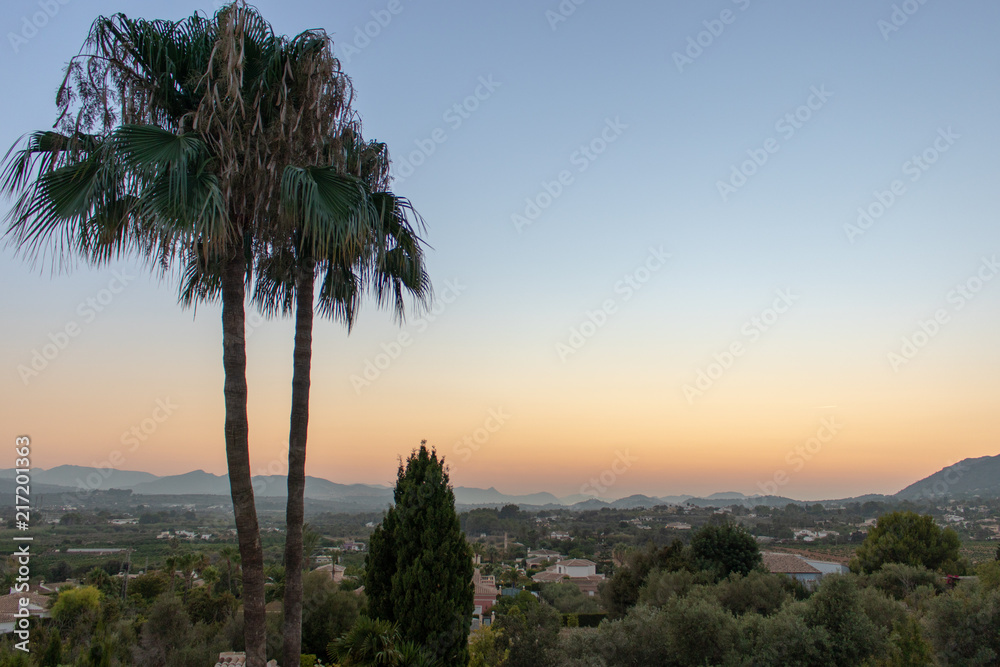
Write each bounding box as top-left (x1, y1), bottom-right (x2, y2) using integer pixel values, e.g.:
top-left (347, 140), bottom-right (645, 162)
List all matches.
top-left (2, 1), bottom-right (999, 501)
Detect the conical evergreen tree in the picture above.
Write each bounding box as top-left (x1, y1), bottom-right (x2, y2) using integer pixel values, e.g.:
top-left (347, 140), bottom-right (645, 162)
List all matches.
top-left (366, 441), bottom-right (474, 665)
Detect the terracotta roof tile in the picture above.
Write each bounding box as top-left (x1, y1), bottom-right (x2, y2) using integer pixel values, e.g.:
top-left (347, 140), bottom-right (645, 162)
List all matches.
top-left (762, 552), bottom-right (821, 575)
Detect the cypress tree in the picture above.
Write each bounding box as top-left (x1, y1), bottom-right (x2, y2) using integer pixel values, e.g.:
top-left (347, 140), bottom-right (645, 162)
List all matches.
top-left (366, 441), bottom-right (474, 665)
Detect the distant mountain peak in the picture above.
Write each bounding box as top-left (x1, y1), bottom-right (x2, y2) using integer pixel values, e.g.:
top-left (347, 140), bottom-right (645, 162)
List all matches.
top-left (895, 454), bottom-right (1000, 500)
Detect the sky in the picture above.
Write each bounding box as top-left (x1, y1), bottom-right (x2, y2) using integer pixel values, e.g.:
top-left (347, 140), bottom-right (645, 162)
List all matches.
top-left (1, 0), bottom-right (999, 502)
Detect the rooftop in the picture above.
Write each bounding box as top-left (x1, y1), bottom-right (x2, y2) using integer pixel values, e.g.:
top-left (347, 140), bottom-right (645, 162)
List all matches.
top-left (761, 552), bottom-right (821, 575)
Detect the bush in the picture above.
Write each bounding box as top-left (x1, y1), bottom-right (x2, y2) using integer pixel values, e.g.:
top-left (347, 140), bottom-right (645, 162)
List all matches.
top-left (660, 595), bottom-right (738, 666)
top-left (540, 581), bottom-right (601, 614)
top-left (803, 575), bottom-right (889, 665)
top-left (592, 605), bottom-right (672, 666)
top-left (493, 591), bottom-right (561, 667)
top-left (134, 594), bottom-right (193, 665)
top-left (882, 615), bottom-right (935, 667)
top-left (712, 570), bottom-right (790, 617)
top-left (637, 569), bottom-right (697, 608)
top-left (924, 585), bottom-right (1000, 665)
top-left (50, 585), bottom-right (101, 632)
top-left (552, 628), bottom-right (604, 667)
top-left (856, 586), bottom-right (907, 635)
top-left (574, 613), bottom-right (606, 628)
top-left (976, 560), bottom-right (1000, 592)
top-left (736, 605), bottom-right (826, 666)
top-left (300, 572), bottom-right (362, 657)
top-left (866, 563), bottom-right (941, 600)
top-left (129, 571), bottom-right (170, 602)
top-left (469, 625), bottom-right (510, 667)
top-left (599, 568), bottom-right (642, 619)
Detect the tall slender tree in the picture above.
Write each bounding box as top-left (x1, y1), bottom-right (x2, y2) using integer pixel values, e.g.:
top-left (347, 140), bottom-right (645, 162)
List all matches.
top-left (1, 6), bottom-right (369, 664)
top-left (246, 126), bottom-right (430, 667)
top-left (366, 443), bottom-right (474, 665)
top-left (217, 545), bottom-right (240, 596)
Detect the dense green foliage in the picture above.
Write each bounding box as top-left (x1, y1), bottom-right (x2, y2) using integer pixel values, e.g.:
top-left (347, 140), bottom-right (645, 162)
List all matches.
top-left (852, 511), bottom-right (962, 573)
top-left (491, 591), bottom-right (562, 667)
top-left (329, 616), bottom-right (437, 667)
top-left (365, 444), bottom-right (474, 665)
top-left (476, 572), bottom-right (995, 667)
top-left (539, 582), bottom-right (602, 614)
top-left (299, 571), bottom-right (363, 657)
top-left (690, 520), bottom-right (763, 580)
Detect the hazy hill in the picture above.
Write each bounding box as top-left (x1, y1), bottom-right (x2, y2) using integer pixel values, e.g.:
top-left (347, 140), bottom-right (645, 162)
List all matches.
top-left (251, 475), bottom-right (392, 500)
top-left (453, 486), bottom-right (561, 507)
top-left (4, 455), bottom-right (997, 512)
top-left (129, 470), bottom-right (233, 496)
top-left (895, 454), bottom-right (1000, 500)
top-left (682, 494), bottom-right (799, 508)
top-left (607, 494), bottom-right (665, 509)
top-left (0, 465), bottom-right (157, 491)
top-left (0, 478), bottom-right (81, 497)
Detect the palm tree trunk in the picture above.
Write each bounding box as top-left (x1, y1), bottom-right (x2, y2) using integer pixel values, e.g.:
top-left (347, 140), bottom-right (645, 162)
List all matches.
top-left (282, 258), bottom-right (314, 667)
top-left (222, 248), bottom-right (267, 667)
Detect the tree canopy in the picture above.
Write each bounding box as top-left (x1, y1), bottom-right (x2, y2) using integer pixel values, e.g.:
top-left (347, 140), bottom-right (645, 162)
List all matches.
top-left (851, 511), bottom-right (961, 574)
top-left (690, 521), bottom-right (762, 580)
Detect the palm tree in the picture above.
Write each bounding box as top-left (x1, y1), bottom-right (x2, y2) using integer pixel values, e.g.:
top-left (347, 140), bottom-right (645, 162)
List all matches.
top-left (265, 563), bottom-right (285, 604)
top-left (217, 545), bottom-right (240, 595)
top-left (163, 556), bottom-right (178, 594)
top-left (1, 7), bottom-right (368, 665)
top-left (178, 552), bottom-right (198, 599)
top-left (201, 565), bottom-right (221, 593)
top-left (331, 616), bottom-right (401, 666)
top-left (471, 541), bottom-right (485, 565)
top-left (250, 128), bottom-right (429, 666)
top-left (329, 616), bottom-right (438, 667)
top-left (501, 566), bottom-right (522, 590)
top-left (301, 523), bottom-right (323, 571)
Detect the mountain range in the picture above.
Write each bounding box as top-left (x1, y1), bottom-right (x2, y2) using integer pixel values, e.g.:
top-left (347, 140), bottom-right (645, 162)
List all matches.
top-left (2, 453), bottom-right (998, 512)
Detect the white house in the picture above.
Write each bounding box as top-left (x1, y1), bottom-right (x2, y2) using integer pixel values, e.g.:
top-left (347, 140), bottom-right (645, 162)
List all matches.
top-left (531, 559), bottom-right (605, 596)
top-left (0, 591), bottom-right (50, 634)
top-left (554, 559), bottom-right (597, 578)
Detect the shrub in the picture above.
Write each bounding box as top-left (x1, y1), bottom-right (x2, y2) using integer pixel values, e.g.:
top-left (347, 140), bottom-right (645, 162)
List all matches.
top-left (637, 569), bottom-right (697, 608)
top-left (866, 563), bottom-right (941, 600)
top-left (736, 605), bottom-right (826, 666)
top-left (924, 585), bottom-right (1000, 665)
top-left (976, 560), bottom-right (1000, 592)
top-left (712, 570), bottom-right (790, 617)
top-left (803, 575), bottom-right (889, 665)
top-left (660, 595), bottom-right (739, 665)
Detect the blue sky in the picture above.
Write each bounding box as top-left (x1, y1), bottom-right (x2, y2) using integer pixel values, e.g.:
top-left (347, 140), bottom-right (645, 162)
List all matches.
top-left (2, 0), bottom-right (998, 500)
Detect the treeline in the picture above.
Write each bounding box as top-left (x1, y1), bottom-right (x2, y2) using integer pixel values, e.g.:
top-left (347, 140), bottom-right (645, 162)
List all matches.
top-left (470, 515), bottom-right (1000, 667)
top-left (475, 566), bottom-right (1000, 666)
top-left (0, 556), bottom-right (365, 665)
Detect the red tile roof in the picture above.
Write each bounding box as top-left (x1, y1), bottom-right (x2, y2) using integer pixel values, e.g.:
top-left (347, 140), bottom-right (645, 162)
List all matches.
top-left (762, 553), bottom-right (821, 575)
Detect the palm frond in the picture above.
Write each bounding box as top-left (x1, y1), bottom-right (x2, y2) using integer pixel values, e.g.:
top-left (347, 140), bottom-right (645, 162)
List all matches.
top-left (279, 165), bottom-right (374, 259)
